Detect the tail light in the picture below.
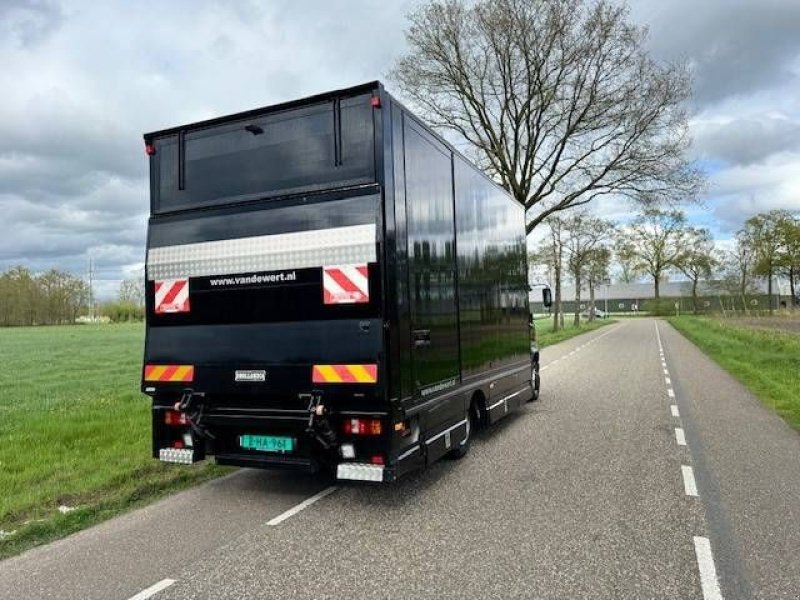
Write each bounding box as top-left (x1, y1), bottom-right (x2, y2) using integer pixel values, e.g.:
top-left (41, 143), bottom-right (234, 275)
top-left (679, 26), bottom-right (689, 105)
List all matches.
top-left (342, 418), bottom-right (382, 436)
top-left (164, 410), bottom-right (188, 426)
top-left (370, 455), bottom-right (385, 465)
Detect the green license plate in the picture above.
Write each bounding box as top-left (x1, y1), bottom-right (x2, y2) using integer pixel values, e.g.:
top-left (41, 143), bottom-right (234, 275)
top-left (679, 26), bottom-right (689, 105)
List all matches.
top-left (240, 435), bottom-right (295, 453)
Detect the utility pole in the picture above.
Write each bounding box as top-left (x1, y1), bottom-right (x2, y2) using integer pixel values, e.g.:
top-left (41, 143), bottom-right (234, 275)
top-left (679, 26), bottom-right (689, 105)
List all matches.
top-left (88, 257), bottom-right (95, 321)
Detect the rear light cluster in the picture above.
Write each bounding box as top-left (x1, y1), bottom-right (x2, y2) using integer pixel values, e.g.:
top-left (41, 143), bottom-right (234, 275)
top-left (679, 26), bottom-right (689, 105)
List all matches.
top-left (164, 410), bottom-right (188, 426)
top-left (342, 418), bottom-right (382, 436)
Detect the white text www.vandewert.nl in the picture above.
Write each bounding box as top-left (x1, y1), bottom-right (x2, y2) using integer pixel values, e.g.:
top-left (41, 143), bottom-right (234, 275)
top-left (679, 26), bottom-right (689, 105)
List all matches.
top-left (208, 271), bottom-right (298, 287)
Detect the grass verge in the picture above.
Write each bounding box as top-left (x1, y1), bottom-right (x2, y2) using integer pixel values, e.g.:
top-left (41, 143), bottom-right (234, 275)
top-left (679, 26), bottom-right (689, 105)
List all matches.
top-left (534, 316), bottom-right (615, 348)
top-left (0, 324), bottom-right (229, 559)
top-left (668, 316), bottom-right (800, 432)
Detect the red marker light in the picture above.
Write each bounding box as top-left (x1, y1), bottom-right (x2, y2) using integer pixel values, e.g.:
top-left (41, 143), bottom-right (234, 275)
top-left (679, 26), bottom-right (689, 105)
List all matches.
top-left (342, 418), bottom-right (383, 436)
top-left (370, 455), bottom-right (384, 465)
top-left (145, 143), bottom-right (156, 156)
top-left (370, 96), bottom-right (381, 108)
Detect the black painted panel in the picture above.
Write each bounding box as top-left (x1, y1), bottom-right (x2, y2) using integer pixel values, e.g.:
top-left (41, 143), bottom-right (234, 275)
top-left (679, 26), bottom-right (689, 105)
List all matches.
top-left (153, 94), bottom-right (375, 213)
top-left (454, 157), bottom-right (529, 376)
top-left (403, 121), bottom-right (460, 391)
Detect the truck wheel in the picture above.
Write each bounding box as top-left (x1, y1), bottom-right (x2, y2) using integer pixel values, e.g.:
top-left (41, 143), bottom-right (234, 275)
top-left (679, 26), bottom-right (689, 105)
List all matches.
top-left (447, 406), bottom-right (474, 460)
top-left (528, 363), bottom-right (541, 402)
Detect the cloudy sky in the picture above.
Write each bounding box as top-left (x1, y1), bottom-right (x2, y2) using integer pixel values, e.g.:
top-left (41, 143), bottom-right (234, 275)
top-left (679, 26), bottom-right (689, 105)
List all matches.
top-left (2, 0), bottom-right (799, 298)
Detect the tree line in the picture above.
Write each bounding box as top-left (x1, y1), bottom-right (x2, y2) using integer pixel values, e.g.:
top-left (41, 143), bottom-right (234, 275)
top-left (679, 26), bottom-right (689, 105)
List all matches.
top-left (0, 267), bottom-right (146, 327)
top-left (534, 209), bottom-right (800, 330)
top-left (0, 266), bottom-right (89, 326)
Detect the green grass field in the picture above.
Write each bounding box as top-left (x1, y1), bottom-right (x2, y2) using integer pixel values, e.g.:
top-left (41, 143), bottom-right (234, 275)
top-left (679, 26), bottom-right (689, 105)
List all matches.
top-left (668, 316), bottom-right (800, 432)
top-left (0, 324), bottom-right (227, 559)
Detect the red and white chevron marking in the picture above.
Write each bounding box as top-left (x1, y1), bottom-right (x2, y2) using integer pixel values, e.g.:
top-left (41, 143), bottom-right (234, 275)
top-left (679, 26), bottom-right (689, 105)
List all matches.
top-left (154, 279), bottom-right (190, 314)
top-left (322, 264), bottom-right (369, 304)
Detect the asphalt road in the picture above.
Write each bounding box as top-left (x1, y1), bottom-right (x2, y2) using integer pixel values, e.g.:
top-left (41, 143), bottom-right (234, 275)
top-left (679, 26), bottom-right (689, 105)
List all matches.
top-left (1, 318), bottom-right (798, 599)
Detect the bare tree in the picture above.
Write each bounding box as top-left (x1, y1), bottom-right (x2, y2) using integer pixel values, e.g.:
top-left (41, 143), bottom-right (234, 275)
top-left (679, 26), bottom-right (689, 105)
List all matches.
top-left (563, 213), bottom-right (613, 325)
top-left (741, 210), bottom-right (794, 314)
top-left (613, 238), bottom-right (640, 283)
top-left (776, 214), bottom-right (800, 306)
top-left (585, 246), bottom-right (612, 320)
top-left (676, 228), bottom-right (716, 314)
top-left (391, 0), bottom-right (701, 234)
top-left (534, 216), bottom-right (567, 331)
top-left (118, 278), bottom-right (145, 307)
top-left (616, 208), bottom-right (689, 299)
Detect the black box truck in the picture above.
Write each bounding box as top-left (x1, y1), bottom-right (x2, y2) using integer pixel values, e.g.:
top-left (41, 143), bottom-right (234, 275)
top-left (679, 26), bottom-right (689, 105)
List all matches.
top-left (142, 82), bottom-right (538, 482)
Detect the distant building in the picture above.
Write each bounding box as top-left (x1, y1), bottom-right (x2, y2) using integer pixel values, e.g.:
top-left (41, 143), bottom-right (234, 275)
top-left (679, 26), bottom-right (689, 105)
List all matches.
top-left (529, 278), bottom-right (781, 314)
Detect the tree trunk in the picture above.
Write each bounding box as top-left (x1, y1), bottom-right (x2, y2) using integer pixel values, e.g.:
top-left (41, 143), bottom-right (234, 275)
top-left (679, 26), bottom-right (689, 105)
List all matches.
top-left (692, 278), bottom-right (698, 314)
top-left (790, 265), bottom-right (797, 307)
top-left (553, 256), bottom-right (562, 332)
top-left (768, 269), bottom-right (774, 315)
top-left (654, 275), bottom-right (660, 300)
top-left (573, 271), bottom-right (582, 327)
top-left (588, 280), bottom-right (596, 322)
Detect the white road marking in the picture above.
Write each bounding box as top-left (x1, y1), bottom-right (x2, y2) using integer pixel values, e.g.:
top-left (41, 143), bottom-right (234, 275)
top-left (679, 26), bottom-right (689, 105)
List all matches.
top-left (671, 405), bottom-right (680, 417)
top-left (667, 389), bottom-right (675, 398)
top-left (665, 376), bottom-right (671, 385)
top-left (663, 369), bottom-right (669, 375)
top-left (267, 486), bottom-right (337, 526)
top-left (127, 579), bottom-right (176, 600)
top-left (675, 427), bottom-right (687, 446)
top-left (682, 465), bottom-right (699, 496)
top-left (541, 322), bottom-right (621, 369)
top-left (693, 536), bottom-right (724, 600)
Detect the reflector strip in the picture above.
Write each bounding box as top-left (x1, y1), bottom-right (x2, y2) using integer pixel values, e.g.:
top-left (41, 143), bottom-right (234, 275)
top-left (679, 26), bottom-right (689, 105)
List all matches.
top-left (144, 364), bottom-right (194, 382)
top-left (159, 448), bottom-right (194, 465)
top-left (154, 279), bottom-right (190, 314)
top-left (312, 364), bottom-right (377, 384)
top-left (323, 264), bottom-right (369, 304)
top-left (337, 463), bottom-right (384, 482)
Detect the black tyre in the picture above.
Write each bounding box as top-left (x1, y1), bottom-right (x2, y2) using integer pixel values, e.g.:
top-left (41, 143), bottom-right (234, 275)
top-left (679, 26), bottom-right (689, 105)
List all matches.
top-left (528, 362), bottom-right (541, 402)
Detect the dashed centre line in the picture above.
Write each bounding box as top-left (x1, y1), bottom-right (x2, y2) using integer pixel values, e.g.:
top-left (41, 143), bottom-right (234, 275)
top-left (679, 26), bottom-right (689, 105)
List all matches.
top-left (127, 579), bottom-right (176, 600)
top-left (656, 321), bottom-right (724, 600)
top-left (682, 465), bottom-right (699, 496)
top-left (267, 486), bottom-right (338, 526)
top-left (675, 427), bottom-right (687, 446)
top-left (694, 537), bottom-right (724, 600)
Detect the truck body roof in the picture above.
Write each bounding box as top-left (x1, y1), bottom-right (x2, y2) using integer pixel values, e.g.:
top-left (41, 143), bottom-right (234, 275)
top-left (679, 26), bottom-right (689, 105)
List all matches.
top-left (144, 81), bottom-right (381, 142)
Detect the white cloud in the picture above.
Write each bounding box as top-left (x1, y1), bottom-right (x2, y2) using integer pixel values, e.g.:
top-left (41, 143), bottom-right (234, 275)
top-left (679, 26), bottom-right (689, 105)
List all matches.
top-left (1, 0), bottom-right (799, 298)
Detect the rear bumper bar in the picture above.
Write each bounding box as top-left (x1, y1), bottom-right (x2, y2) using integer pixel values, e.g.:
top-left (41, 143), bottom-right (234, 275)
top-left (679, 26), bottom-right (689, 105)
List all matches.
top-left (215, 452), bottom-right (320, 473)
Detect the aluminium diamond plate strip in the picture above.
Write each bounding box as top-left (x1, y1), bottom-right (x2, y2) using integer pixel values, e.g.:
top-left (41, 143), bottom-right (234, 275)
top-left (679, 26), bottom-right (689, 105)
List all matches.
top-left (147, 224), bottom-right (376, 280)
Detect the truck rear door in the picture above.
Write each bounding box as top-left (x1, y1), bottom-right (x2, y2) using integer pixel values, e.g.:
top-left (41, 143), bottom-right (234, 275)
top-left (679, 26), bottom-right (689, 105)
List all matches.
top-left (142, 189), bottom-right (384, 402)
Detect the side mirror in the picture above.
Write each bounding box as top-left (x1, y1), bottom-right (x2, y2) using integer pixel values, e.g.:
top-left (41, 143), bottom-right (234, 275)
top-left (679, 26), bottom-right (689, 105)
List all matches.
top-left (542, 288), bottom-right (552, 308)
